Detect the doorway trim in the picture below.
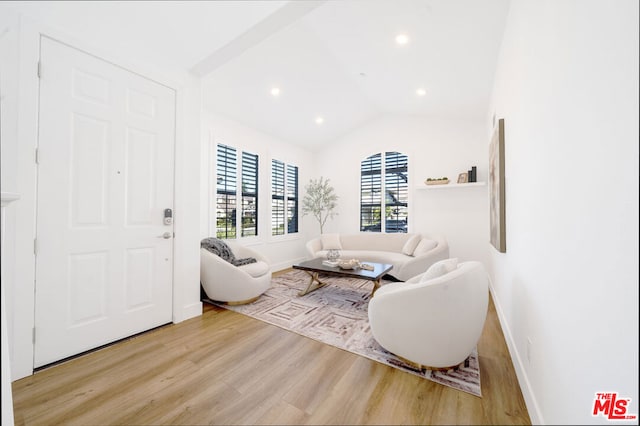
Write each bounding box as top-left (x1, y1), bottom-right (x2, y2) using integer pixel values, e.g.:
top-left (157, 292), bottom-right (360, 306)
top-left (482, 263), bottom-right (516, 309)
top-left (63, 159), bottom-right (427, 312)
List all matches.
top-left (7, 16), bottom-right (202, 381)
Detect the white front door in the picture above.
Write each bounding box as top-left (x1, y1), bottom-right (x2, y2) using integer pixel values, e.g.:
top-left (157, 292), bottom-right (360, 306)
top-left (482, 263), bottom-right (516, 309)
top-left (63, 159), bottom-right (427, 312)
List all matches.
top-left (34, 37), bottom-right (176, 367)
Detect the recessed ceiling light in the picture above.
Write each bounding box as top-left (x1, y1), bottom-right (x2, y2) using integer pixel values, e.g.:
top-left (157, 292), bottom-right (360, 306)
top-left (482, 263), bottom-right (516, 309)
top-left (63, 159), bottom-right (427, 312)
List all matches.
top-left (270, 87), bottom-right (280, 97)
top-left (416, 88), bottom-right (427, 96)
top-left (395, 33), bottom-right (410, 45)
top-left (315, 116), bottom-right (324, 125)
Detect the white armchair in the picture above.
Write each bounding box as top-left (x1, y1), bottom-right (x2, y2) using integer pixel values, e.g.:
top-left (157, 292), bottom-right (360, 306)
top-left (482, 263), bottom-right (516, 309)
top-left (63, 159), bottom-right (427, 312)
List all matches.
top-left (368, 260), bottom-right (489, 369)
top-left (200, 240), bottom-right (272, 305)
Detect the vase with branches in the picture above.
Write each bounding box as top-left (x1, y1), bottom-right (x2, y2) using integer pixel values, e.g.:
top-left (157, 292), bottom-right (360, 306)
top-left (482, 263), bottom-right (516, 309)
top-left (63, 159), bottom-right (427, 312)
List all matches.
top-left (301, 176), bottom-right (338, 234)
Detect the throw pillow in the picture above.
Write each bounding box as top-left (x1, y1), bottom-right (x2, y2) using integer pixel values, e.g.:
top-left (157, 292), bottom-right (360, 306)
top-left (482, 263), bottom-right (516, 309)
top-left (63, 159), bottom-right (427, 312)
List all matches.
top-left (201, 237), bottom-right (257, 266)
top-left (413, 238), bottom-right (437, 255)
top-left (420, 258), bottom-right (459, 282)
top-left (401, 234), bottom-right (421, 256)
top-left (321, 233), bottom-right (342, 250)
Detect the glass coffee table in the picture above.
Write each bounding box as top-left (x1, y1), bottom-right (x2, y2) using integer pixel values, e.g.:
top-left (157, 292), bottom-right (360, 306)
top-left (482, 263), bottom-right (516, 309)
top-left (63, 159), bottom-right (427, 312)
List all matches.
top-left (292, 258), bottom-right (393, 297)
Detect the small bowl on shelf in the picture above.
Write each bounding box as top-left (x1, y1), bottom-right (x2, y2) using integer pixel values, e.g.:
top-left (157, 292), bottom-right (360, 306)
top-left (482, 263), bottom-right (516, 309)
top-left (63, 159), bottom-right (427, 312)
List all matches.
top-left (424, 178), bottom-right (450, 185)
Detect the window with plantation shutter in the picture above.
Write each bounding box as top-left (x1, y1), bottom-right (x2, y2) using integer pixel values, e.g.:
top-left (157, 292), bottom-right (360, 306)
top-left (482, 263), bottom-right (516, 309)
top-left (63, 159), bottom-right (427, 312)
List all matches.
top-left (271, 160), bottom-right (285, 236)
top-left (384, 151), bottom-right (408, 232)
top-left (272, 160), bottom-right (299, 236)
top-left (241, 152), bottom-right (258, 237)
top-left (216, 144), bottom-right (259, 239)
top-left (216, 144), bottom-right (237, 238)
top-left (360, 153), bottom-right (382, 232)
top-left (360, 151), bottom-right (408, 233)
top-left (287, 164), bottom-right (299, 233)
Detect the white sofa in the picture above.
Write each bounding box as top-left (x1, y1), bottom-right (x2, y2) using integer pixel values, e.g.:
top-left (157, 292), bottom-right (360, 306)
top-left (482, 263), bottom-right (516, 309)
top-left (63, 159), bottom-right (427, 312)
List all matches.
top-left (305, 232), bottom-right (449, 281)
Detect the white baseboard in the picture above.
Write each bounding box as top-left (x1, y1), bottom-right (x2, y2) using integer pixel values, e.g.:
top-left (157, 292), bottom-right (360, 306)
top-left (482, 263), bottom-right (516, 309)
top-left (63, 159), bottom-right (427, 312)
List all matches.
top-left (488, 281), bottom-right (544, 425)
top-left (271, 257), bottom-right (308, 273)
top-left (175, 301), bottom-right (203, 323)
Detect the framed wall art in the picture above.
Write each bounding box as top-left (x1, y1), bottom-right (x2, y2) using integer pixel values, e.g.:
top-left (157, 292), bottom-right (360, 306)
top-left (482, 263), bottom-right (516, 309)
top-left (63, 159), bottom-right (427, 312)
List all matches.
top-left (489, 118), bottom-right (506, 252)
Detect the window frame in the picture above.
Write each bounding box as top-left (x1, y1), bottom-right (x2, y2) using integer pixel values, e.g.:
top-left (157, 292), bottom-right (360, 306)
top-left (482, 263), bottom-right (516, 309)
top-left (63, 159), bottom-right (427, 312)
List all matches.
top-left (240, 151), bottom-right (259, 238)
top-left (271, 159), bottom-right (299, 237)
top-left (360, 151), bottom-right (408, 233)
top-left (214, 142), bottom-right (260, 240)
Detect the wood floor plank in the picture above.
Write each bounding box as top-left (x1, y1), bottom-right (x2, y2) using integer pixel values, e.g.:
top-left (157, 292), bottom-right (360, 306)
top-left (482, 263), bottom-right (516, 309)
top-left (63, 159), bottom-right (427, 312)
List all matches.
top-left (12, 275), bottom-right (531, 425)
top-left (281, 342), bottom-right (355, 414)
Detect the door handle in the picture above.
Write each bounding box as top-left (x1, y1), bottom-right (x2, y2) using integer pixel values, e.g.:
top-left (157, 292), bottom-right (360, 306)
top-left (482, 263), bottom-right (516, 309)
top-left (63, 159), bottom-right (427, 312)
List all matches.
top-left (158, 232), bottom-right (172, 239)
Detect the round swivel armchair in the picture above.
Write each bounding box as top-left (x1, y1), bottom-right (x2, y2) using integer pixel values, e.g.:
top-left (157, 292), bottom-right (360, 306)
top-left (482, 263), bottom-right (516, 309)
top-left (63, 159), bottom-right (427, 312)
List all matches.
top-left (200, 239), bottom-right (272, 305)
top-left (368, 259), bottom-right (489, 370)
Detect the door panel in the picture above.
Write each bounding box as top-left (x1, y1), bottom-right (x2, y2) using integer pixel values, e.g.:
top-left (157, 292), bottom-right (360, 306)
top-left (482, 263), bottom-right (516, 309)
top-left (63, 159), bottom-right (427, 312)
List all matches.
top-left (34, 37), bottom-right (176, 367)
top-left (70, 112), bottom-right (109, 226)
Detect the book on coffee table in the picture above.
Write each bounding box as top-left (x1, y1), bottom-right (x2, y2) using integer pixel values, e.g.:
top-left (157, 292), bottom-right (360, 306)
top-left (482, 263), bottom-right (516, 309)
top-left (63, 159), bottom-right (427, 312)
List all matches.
top-left (322, 260), bottom-right (340, 267)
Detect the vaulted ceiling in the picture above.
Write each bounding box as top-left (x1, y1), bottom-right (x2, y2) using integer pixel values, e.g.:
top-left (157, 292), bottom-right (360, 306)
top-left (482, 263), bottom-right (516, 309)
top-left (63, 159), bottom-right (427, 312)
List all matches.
top-left (2, 0), bottom-right (510, 149)
top-left (200, 0), bottom-right (510, 148)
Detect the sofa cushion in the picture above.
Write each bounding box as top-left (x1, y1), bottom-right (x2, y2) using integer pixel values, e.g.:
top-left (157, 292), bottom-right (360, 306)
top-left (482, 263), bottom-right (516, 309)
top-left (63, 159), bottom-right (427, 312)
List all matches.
top-left (321, 233), bottom-right (342, 250)
top-left (421, 258), bottom-right (458, 282)
top-left (401, 234), bottom-right (421, 256)
top-left (413, 238), bottom-right (437, 256)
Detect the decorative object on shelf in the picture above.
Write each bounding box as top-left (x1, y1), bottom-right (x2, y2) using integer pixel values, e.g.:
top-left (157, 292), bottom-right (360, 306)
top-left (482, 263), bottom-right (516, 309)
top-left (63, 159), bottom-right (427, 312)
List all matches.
top-left (424, 177), bottom-right (449, 185)
top-left (470, 166), bottom-right (477, 182)
top-left (302, 176), bottom-right (339, 234)
top-left (457, 172), bottom-right (468, 183)
top-left (489, 118), bottom-right (506, 253)
top-left (326, 248), bottom-right (341, 262)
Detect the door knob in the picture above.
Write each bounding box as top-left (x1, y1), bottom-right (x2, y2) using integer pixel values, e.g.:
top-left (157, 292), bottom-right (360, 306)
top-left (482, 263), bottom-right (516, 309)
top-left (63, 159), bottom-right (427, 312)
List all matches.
top-left (158, 232), bottom-right (172, 239)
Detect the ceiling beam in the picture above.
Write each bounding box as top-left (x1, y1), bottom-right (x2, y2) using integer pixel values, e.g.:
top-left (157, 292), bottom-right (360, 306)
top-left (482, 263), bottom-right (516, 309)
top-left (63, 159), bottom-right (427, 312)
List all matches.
top-left (191, 0), bottom-right (326, 77)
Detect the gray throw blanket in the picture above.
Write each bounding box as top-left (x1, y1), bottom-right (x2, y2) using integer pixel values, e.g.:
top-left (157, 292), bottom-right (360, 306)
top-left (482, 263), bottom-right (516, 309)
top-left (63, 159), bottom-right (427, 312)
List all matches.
top-left (201, 238), bottom-right (257, 267)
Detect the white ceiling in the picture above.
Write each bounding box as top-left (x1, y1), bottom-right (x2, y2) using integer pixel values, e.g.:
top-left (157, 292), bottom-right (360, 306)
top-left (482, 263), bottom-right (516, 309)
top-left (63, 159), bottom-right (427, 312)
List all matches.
top-left (1, 0), bottom-right (511, 149)
top-left (1, 0), bottom-right (288, 71)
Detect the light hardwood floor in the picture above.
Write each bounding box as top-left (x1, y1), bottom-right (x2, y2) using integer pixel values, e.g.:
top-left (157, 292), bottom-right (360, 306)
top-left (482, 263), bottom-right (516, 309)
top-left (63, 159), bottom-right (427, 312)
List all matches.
top-left (12, 269), bottom-right (531, 425)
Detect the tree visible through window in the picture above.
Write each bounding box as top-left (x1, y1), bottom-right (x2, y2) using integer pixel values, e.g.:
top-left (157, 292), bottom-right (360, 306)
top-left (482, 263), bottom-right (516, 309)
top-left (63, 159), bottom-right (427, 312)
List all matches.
top-left (360, 151), bottom-right (408, 233)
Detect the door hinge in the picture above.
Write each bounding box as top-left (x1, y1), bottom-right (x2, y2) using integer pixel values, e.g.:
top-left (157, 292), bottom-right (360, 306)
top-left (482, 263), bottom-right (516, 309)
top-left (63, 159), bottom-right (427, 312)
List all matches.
top-left (33, 238), bottom-right (37, 255)
top-left (37, 61), bottom-right (42, 79)
top-left (35, 147), bottom-right (39, 164)
top-left (32, 327), bottom-right (36, 344)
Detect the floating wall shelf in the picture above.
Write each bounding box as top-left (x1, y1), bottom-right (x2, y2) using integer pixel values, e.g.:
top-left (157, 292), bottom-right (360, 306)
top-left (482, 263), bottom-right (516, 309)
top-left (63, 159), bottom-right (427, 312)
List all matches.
top-left (416, 181), bottom-right (486, 190)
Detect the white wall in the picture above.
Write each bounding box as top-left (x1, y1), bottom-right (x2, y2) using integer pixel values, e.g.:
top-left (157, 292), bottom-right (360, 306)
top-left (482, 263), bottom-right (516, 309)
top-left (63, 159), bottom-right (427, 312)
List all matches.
top-left (201, 111), bottom-right (316, 271)
top-left (314, 114), bottom-right (490, 266)
top-left (488, 0), bottom-right (639, 424)
top-left (0, 12), bottom-right (203, 381)
top-left (0, 10), bottom-right (20, 402)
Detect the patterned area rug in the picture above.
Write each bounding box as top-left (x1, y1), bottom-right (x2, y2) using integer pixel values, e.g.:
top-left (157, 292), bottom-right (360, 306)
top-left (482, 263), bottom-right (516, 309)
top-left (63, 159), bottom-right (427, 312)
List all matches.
top-left (208, 270), bottom-right (481, 397)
